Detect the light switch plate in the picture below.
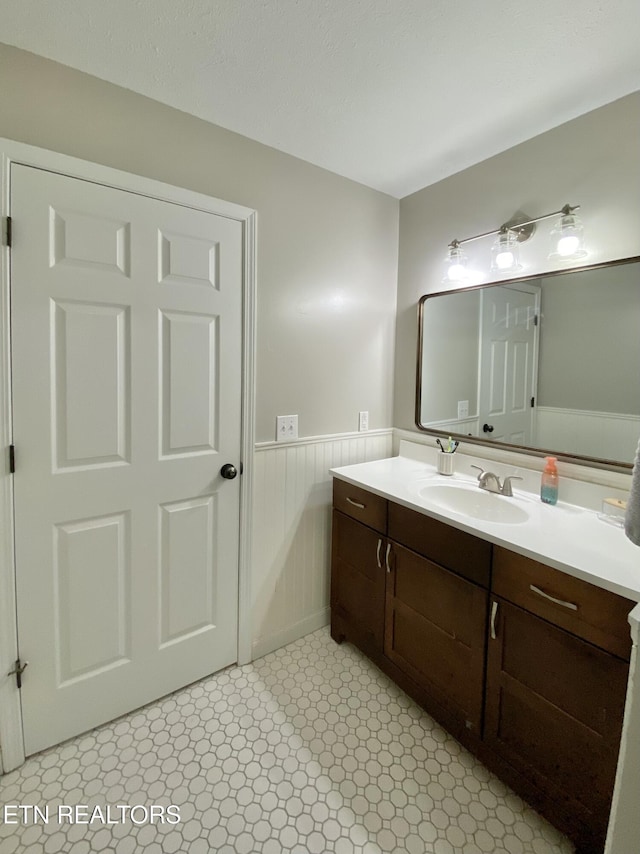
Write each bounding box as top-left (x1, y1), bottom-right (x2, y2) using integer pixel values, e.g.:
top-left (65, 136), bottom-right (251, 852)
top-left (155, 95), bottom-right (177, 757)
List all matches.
top-left (457, 400), bottom-right (469, 420)
top-left (276, 415), bottom-right (298, 441)
top-left (358, 411), bottom-right (369, 432)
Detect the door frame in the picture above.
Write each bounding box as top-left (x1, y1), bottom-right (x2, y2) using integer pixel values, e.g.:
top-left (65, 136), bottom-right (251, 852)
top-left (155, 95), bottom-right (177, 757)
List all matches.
top-left (0, 138), bottom-right (257, 773)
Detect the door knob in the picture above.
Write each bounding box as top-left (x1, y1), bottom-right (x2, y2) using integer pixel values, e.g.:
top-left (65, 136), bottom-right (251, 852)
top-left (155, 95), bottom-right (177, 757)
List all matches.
top-left (220, 463), bottom-right (238, 480)
top-left (482, 423), bottom-right (494, 433)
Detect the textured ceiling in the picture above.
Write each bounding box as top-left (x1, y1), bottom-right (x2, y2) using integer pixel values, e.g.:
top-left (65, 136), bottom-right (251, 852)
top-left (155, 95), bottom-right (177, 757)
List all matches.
top-left (1, 0), bottom-right (640, 197)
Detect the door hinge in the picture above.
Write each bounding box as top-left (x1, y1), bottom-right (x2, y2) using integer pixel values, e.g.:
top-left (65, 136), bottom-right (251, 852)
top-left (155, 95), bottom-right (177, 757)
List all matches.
top-left (9, 444), bottom-right (15, 473)
top-left (8, 658), bottom-right (28, 689)
top-left (4, 216), bottom-right (11, 248)
top-left (530, 397), bottom-right (535, 408)
top-left (533, 313), bottom-right (538, 326)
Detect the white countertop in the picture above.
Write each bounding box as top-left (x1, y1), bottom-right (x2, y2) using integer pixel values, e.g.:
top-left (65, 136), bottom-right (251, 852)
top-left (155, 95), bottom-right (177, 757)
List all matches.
top-left (330, 449), bottom-right (640, 603)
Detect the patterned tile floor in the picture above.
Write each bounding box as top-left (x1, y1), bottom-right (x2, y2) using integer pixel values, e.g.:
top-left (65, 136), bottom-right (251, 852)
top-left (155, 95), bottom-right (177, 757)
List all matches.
top-left (0, 627), bottom-right (574, 854)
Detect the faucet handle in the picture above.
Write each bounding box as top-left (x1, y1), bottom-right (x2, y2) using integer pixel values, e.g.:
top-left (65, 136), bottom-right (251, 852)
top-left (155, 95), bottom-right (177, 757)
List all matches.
top-left (470, 465), bottom-right (485, 481)
top-left (501, 475), bottom-right (523, 497)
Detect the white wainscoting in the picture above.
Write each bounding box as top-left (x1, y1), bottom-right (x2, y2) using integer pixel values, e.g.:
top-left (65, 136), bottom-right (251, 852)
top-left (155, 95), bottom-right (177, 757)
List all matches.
top-left (251, 430), bottom-right (393, 660)
top-left (422, 417), bottom-right (480, 437)
top-left (536, 407), bottom-right (640, 463)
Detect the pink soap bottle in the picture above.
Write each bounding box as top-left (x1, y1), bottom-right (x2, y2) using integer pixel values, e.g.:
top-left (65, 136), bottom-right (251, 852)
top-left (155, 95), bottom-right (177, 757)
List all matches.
top-left (540, 457), bottom-right (559, 505)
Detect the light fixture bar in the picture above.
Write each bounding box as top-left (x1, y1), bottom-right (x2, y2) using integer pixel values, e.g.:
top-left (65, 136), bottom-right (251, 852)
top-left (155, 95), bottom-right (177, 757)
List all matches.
top-left (449, 204), bottom-right (580, 248)
top-left (505, 204), bottom-right (581, 235)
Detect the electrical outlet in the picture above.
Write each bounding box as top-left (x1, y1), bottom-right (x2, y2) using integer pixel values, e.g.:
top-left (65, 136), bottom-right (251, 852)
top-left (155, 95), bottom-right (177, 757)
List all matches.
top-left (358, 411), bottom-right (369, 432)
top-left (276, 415), bottom-right (298, 441)
top-left (457, 400), bottom-right (469, 420)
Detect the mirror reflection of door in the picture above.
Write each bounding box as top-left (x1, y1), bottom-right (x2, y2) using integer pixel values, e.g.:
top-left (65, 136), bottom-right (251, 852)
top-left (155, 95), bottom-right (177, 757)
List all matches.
top-left (477, 284), bottom-right (540, 445)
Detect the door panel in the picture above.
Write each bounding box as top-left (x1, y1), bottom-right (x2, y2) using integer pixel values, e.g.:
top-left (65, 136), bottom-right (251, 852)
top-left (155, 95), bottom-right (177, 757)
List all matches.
top-left (11, 165), bottom-right (243, 754)
top-left (159, 494), bottom-right (217, 645)
top-left (478, 285), bottom-right (539, 443)
top-left (52, 300), bottom-right (130, 469)
top-left (158, 229), bottom-right (219, 287)
top-left (50, 206), bottom-right (131, 275)
top-left (159, 310), bottom-right (218, 457)
top-left (55, 511), bottom-right (130, 684)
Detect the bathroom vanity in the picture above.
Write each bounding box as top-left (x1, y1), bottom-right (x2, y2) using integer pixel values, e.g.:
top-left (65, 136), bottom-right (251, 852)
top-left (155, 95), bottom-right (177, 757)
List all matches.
top-left (330, 446), bottom-right (638, 854)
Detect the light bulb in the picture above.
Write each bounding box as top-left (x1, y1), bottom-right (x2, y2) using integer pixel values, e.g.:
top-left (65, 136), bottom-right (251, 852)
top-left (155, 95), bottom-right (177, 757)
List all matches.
top-left (490, 230), bottom-right (521, 274)
top-left (443, 243), bottom-right (468, 284)
top-left (448, 262), bottom-right (466, 281)
top-left (556, 234), bottom-right (580, 257)
top-left (496, 250), bottom-right (515, 270)
top-left (549, 207), bottom-right (587, 261)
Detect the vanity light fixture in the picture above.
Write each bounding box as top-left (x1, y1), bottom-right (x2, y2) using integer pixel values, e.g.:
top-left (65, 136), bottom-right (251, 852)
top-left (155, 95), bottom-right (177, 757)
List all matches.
top-left (444, 203), bottom-right (586, 283)
top-left (443, 240), bottom-right (469, 282)
top-left (548, 204), bottom-right (587, 261)
top-left (490, 228), bottom-right (522, 274)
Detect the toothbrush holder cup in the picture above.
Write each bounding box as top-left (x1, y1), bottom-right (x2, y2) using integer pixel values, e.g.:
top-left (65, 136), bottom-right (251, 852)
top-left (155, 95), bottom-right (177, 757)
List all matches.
top-left (437, 452), bottom-right (454, 476)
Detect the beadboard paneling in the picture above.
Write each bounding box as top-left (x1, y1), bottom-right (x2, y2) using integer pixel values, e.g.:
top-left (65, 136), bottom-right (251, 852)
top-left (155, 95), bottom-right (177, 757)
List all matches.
top-left (251, 430), bottom-right (393, 659)
top-left (421, 417), bottom-right (479, 436)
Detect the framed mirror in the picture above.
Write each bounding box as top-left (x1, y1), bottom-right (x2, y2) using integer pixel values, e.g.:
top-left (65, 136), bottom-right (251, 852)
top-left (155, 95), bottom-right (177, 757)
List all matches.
top-left (416, 256), bottom-right (640, 470)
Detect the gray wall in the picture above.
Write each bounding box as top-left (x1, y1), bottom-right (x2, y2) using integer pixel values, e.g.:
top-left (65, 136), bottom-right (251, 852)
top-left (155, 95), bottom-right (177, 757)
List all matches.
top-left (538, 263), bottom-right (640, 414)
top-left (0, 44), bottom-right (399, 443)
top-left (395, 92), bottom-right (640, 433)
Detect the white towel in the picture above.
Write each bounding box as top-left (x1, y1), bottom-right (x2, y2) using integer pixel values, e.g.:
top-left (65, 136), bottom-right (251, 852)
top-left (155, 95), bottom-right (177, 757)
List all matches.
top-left (625, 435), bottom-right (640, 547)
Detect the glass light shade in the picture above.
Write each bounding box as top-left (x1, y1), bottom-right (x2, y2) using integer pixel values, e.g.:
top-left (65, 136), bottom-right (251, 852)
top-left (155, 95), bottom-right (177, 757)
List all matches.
top-left (443, 244), bottom-right (468, 284)
top-left (549, 211), bottom-right (587, 261)
top-left (490, 230), bottom-right (521, 274)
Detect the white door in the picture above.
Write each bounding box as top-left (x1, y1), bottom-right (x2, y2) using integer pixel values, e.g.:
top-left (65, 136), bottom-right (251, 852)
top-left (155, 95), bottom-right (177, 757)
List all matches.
top-left (10, 165), bottom-right (243, 755)
top-left (478, 284), bottom-right (540, 445)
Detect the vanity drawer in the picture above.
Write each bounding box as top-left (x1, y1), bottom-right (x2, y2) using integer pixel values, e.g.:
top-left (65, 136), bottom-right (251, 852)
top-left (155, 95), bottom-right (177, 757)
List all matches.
top-left (388, 502), bottom-right (491, 588)
top-left (333, 479), bottom-right (387, 533)
top-left (493, 547), bottom-right (633, 660)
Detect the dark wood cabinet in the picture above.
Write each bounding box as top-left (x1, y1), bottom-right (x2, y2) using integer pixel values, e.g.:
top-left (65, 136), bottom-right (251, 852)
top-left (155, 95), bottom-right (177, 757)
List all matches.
top-left (330, 477), bottom-right (634, 854)
top-left (492, 546), bottom-right (632, 660)
top-left (331, 480), bottom-right (490, 734)
top-left (385, 541), bottom-right (487, 732)
top-left (485, 597), bottom-right (628, 849)
top-left (330, 479), bottom-right (389, 658)
top-left (333, 477), bottom-right (388, 531)
top-left (485, 547), bottom-right (633, 851)
top-left (388, 500), bottom-right (491, 588)
top-left (330, 510), bottom-right (386, 656)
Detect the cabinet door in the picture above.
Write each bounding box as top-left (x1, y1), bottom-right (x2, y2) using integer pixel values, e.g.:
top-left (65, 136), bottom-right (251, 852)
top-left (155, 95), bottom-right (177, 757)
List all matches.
top-left (384, 542), bottom-right (488, 732)
top-left (388, 501), bottom-right (491, 587)
top-left (331, 510), bottom-right (386, 654)
top-left (485, 597), bottom-right (628, 834)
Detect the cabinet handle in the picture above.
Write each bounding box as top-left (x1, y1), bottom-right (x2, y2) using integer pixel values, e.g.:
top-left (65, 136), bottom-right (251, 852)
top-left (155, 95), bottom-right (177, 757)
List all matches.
top-left (346, 497), bottom-right (366, 510)
top-left (529, 584), bottom-right (578, 611)
top-left (376, 539), bottom-right (383, 569)
top-left (385, 543), bottom-right (392, 574)
top-left (490, 600), bottom-right (498, 640)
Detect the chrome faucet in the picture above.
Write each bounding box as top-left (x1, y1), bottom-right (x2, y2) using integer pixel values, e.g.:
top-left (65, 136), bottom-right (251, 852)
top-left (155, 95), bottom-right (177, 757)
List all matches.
top-left (470, 465), bottom-right (523, 497)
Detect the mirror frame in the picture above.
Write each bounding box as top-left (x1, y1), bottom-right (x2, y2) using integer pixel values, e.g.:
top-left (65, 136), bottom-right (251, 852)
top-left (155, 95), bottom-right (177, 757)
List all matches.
top-left (416, 255), bottom-right (640, 472)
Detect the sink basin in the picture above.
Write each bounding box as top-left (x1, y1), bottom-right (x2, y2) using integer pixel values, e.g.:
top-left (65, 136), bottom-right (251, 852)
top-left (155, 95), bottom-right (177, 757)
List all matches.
top-left (419, 483), bottom-right (530, 524)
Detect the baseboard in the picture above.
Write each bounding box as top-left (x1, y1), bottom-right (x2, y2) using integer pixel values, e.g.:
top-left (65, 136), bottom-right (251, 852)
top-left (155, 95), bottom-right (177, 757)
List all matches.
top-left (251, 608), bottom-right (330, 661)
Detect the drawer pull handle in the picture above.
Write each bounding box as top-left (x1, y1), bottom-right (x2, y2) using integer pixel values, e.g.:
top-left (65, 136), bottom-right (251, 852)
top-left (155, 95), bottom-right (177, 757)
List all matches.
top-left (490, 600), bottom-right (498, 640)
top-left (530, 584), bottom-right (578, 611)
top-left (346, 497), bottom-right (366, 510)
top-left (385, 543), bottom-right (392, 574)
top-left (376, 539), bottom-right (383, 569)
